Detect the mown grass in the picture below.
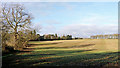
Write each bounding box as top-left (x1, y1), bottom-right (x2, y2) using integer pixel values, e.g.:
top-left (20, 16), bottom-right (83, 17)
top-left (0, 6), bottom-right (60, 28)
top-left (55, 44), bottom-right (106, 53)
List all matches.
top-left (2, 39), bottom-right (119, 68)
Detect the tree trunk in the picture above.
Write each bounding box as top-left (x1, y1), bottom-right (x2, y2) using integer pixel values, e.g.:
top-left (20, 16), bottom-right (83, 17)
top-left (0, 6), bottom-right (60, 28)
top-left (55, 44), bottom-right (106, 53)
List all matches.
top-left (14, 30), bottom-right (18, 50)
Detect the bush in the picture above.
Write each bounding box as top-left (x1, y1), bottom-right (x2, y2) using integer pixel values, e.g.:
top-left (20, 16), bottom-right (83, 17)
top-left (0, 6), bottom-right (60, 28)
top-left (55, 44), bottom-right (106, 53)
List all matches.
top-left (2, 45), bottom-right (14, 53)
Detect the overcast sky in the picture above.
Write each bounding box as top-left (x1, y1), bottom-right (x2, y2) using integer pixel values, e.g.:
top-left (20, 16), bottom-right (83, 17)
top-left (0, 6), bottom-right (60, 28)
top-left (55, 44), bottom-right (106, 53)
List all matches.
top-left (4, 2), bottom-right (118, 38)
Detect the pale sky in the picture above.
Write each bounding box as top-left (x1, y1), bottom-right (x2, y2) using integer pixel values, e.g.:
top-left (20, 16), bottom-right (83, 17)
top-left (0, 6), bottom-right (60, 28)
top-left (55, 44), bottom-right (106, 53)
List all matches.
top-left (1, 0), bottom-right (119, 2)
top-left (2, 2), bottom-right (118, 38)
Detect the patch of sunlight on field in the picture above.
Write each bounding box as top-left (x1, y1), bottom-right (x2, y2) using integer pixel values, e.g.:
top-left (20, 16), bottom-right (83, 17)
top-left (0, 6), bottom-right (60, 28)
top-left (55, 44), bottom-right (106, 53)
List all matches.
top-left (29, 39), bottom-right (118, 52)
top-left (28, 39), bottom-right (118, 59)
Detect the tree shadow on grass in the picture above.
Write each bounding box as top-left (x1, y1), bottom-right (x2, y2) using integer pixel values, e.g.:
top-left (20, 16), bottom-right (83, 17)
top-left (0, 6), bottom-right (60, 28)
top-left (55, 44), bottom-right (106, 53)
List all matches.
top-left (2, 50), bottom-right (119, 68)
top-left (25, 44), bottom-right (95, 50)
top-left (2, 49), bottom-right (96, 68)
top-left (28, 42), bottom-right (63, 47)
top-left (32, 52), bottom-right (119, 67)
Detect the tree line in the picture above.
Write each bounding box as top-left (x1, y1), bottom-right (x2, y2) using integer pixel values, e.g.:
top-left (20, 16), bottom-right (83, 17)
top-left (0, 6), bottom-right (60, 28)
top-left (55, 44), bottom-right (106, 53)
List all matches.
top-left (90, 34), bottom-right (119, 39)
top-left (36, 34), bottom-right (72, 41)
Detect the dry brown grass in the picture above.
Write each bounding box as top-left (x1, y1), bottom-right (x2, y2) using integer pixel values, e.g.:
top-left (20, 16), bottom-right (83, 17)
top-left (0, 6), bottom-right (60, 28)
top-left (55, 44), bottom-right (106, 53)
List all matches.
top-left (29, 39), bottom-right (118, 52)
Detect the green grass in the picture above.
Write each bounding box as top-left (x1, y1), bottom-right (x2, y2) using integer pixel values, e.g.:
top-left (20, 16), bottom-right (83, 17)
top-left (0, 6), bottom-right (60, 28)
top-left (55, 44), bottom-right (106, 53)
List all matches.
top-left (2, 39), bottom-right (119, 67)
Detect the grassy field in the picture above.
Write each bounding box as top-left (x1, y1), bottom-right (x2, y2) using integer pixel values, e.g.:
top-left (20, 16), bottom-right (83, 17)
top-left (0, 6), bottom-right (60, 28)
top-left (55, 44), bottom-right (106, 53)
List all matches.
top-left (2, 39), bottom-right (119, 67)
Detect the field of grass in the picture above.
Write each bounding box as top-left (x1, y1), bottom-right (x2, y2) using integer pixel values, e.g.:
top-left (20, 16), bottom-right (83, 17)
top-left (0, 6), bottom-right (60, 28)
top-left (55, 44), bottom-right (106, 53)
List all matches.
top-left (2, 39), bottom-right (119, 67)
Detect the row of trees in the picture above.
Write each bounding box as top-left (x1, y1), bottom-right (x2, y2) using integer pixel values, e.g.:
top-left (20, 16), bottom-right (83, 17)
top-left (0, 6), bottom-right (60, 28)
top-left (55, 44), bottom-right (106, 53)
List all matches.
top-left (90, 34), bottom-right (119, 39)
top-left (1, 4), bottom-right (40, 53)
top-left (37, 34), bottom-right (72, 41)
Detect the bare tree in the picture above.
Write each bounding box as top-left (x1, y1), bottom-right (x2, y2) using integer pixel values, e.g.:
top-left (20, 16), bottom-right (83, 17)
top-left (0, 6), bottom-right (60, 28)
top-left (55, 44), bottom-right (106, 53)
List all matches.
top-left (1, 4), bottom-right (32, 49)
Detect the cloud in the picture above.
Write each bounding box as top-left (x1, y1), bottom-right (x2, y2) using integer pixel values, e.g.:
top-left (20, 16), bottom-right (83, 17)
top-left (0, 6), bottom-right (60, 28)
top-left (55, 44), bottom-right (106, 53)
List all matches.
top-left (55, 14), bottom-right (117, 38)
top-left (18, 2), bottom-right (77, 18)
top-left (31, 23), bottom-right (42, 33)
top-left (40, 25), bottom-right (57, 35)
top-left (36, 20), bottom-right (60, 35)
top-left (57, 24), bottom-right (118, 38)
top-left (73, 14), bottom-right (117, 24)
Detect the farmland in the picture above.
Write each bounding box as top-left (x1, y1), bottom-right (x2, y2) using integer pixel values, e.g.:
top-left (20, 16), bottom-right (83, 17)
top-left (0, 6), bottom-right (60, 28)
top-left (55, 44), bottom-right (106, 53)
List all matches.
top-left (2, 39), bottom-right (119, 67)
